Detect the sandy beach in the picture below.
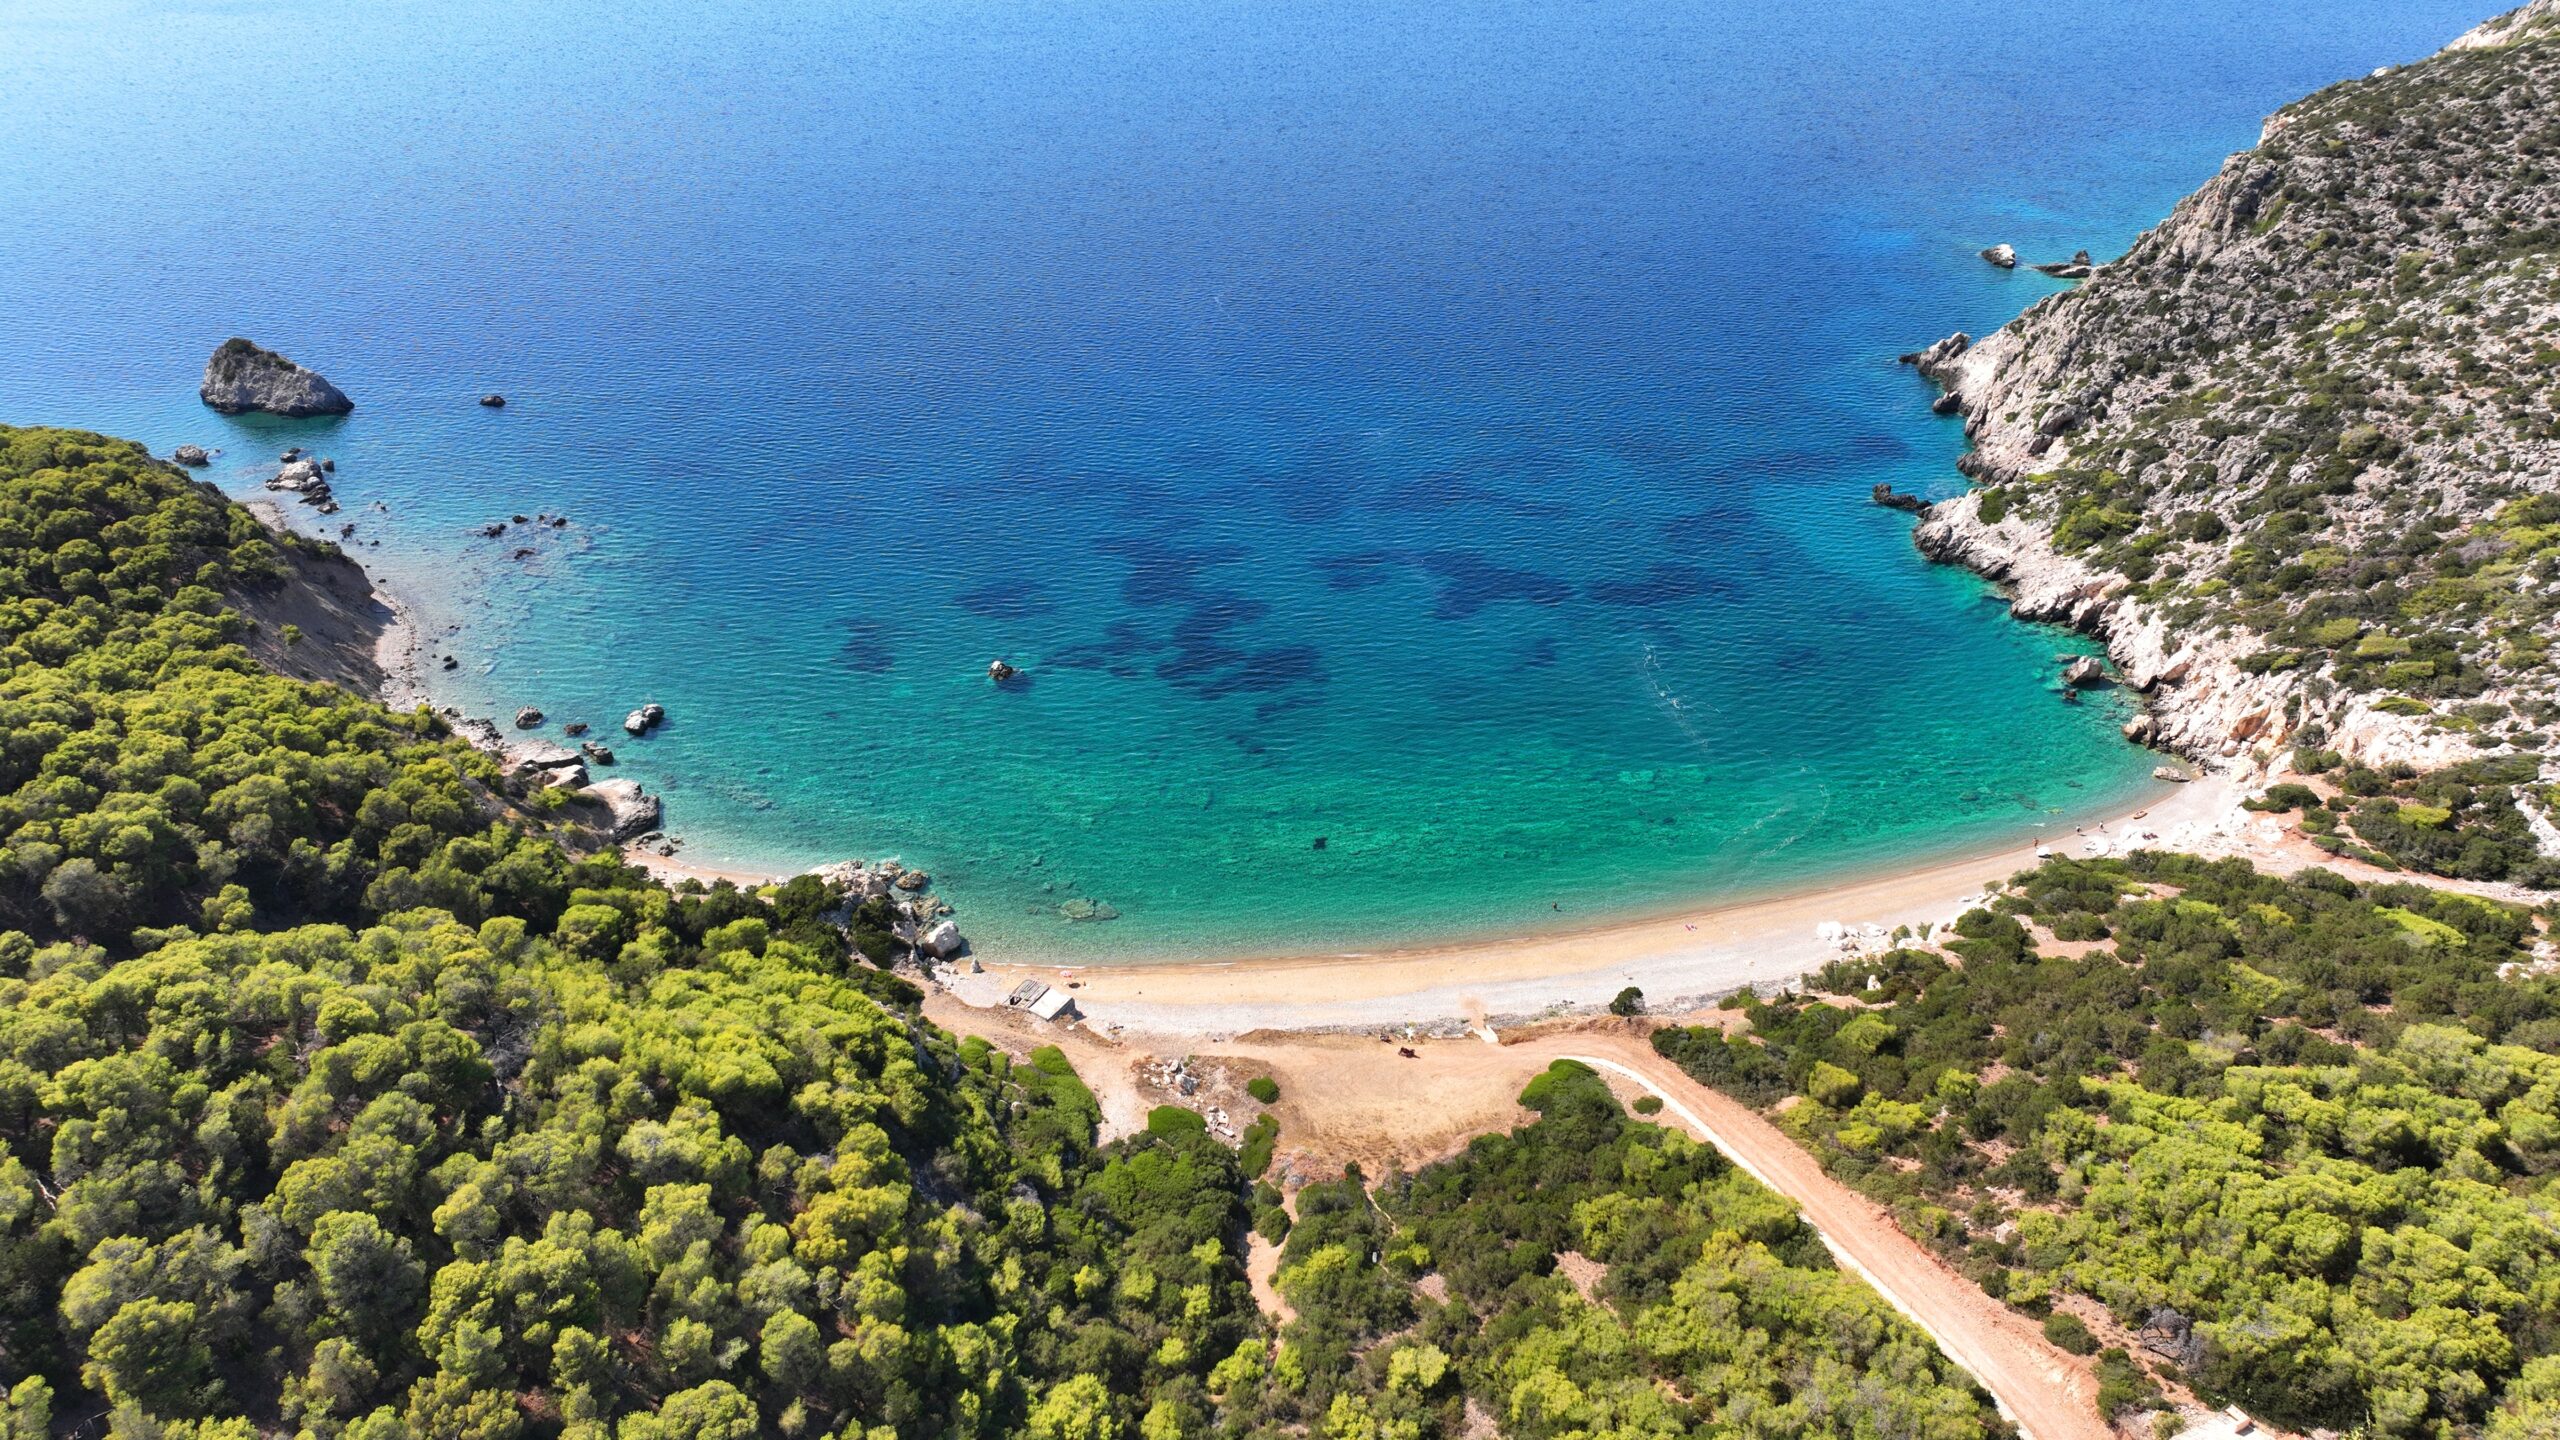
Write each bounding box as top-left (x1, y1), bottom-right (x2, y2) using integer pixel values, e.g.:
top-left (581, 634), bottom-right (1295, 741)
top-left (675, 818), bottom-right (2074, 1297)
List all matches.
top-left (620, 845), bottom-right (796, 889)
top-left (948, 771), bottom-right (2248, 1036)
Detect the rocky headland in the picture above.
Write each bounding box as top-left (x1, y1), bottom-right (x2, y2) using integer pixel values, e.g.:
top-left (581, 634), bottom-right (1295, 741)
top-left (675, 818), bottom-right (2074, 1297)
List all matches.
top-left (1902, 0), bottom-right (2560, 830)
top-left (199, 336), bottom-right (354, 417)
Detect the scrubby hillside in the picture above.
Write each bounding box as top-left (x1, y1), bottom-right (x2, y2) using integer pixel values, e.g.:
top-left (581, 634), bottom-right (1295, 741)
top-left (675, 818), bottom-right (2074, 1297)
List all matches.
top-left (1656, 853), bottom-right (2560, 1437)
top-left (1907, 0), bottom-right (2560, 868)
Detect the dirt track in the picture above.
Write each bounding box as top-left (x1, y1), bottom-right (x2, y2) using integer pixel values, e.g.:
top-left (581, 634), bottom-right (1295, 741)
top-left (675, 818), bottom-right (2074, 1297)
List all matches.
top-left (933, 995), bottom-right (2110, 1440)
top-left (1530, 1034), bottom-right (2110, 1440)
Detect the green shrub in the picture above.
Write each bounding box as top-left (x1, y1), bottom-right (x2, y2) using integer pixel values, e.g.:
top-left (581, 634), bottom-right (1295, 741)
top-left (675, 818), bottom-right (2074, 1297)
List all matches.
top-left (1147, 1104), bottom-right (1208, 1140)
top-left (2043, 1311), bottom-right (2099, 1355)
top-left (1247, 1075), bottom-right (1280, 1104)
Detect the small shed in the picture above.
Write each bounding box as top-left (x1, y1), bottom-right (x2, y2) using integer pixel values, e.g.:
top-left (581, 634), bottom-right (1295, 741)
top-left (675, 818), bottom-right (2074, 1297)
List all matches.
top-left (1007, 979), bottom-right (1049, 1008)
top-left (1028, 988), bottom-right (1078, 1023)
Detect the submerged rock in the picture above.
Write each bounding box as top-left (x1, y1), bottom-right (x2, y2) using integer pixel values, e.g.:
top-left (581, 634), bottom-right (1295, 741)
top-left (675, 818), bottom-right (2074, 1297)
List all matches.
top-left (513, 706), bottom-right (545, 729)
top-left (172, 444), bottom-right (210, 467)
top-left (1870, 483), bottom-right (1930, 514)
top-left (580, 740), bottom-right (616, 765)
top-left (988, 659), bottom-right (1018, 682)
top-left (200, 338), bottom-right (354, 417)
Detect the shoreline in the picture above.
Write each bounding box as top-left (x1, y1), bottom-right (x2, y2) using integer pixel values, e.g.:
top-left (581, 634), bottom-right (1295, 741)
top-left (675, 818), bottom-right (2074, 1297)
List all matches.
top-left (951, 771), bottom-right (2249, 1037)
top-left (232, 399), bottom-right (2282, 1038)
top-left (276, 493), bottom-right (2262, 1026)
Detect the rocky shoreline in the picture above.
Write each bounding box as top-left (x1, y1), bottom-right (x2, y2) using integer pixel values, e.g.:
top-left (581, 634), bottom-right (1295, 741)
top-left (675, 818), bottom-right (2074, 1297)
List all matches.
top-left (1905, 483), bottom-right (2473, 778)
top-left (343, 520), bottom-right (979, 961)
top-left (1893, 0), bottom-right (2560, 789)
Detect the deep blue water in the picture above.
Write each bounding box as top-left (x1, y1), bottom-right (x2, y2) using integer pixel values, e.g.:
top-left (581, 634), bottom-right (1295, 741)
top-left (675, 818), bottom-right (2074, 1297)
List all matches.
top-left (0, 0), bottom-right (2491, 958)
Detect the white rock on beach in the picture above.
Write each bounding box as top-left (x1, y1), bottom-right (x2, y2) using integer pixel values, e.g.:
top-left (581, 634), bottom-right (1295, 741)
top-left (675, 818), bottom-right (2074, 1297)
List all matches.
top-left (583, 778), bottom-right (662, 839)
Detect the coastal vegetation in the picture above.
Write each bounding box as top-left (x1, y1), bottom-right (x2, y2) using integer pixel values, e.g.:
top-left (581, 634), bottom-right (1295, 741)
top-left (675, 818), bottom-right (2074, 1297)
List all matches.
top-left (1655, 851), bottom-right (2560, 1437)
top-left (0, 424), bottom-right (2018, 1436)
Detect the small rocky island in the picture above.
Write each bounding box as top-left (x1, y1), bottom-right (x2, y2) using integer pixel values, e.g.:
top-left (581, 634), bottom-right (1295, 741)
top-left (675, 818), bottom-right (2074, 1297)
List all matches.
top-left (199, 337), bottom-right (354, 417)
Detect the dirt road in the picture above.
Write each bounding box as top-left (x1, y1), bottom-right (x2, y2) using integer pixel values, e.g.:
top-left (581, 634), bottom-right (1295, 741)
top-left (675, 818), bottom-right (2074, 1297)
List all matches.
top-left (1530, 1033), bottom-right (2110, 1440)
top-left (927, 998), bottom-right (2109, 1439)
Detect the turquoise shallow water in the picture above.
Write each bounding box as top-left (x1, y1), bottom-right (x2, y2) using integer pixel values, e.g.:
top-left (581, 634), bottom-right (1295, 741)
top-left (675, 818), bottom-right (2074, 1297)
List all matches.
top-left (0, 0), bottom-right (2492, 959)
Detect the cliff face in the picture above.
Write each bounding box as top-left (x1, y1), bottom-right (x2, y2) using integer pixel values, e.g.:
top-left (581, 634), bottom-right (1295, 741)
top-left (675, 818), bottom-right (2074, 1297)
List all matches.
top-left (1911, 1), bottom-right (2560, 782)
top-left (224, 508), bottom-right (398, 697)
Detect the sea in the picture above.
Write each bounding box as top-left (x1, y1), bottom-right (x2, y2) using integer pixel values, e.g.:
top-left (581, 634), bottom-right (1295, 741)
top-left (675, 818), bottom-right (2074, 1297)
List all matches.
top-left (0, 0), bottom-right (2492, 959)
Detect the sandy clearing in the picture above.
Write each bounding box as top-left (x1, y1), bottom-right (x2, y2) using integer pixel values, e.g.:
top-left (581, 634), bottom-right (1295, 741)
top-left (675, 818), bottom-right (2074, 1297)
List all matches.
top-left (920, 995), bottom-right (2114, 1440)
top-left (1244, 1233), bottom-right (1296, 1326)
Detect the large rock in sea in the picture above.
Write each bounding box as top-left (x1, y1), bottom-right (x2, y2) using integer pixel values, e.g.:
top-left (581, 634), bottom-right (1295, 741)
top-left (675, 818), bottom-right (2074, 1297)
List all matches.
top-left (200, 338), bottom-right (354, 418)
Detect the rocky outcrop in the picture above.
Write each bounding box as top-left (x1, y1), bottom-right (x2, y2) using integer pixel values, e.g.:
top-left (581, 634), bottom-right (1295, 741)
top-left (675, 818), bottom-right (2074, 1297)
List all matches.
top-left (199, 338), bottom-right (353, 417)
top-left (583, 778), bottom-right (662, 840)
top-left (1871, 483), bottom-right (1930, 514)
top-left (802, 858), bottom-right (968, 961)
top-left (479, 394), bottom-right (506, 408)
top-left (1914, 494), bottom-right (2474, 775)
top-left (1905, 7), bottom-right (2560, 784)
top-left (172, 444), bottom-right (209, 467)
top-left (2061, 656), bottom-right (2107, 688)
top-left (624, 703), bottom-right (666, 737)
top-left (2449, 0), bottom-right (2560, 49)
top-left (268, 458), bottom-right (327, 492)
top-left (988, 659), bottom-right (1018, 682)
top-left (264, 458), bottom-right (339, 514)
top-left (1899, 333), bottom-right (1970, 376)
top-left (1980, 244), bottom-right (2018, 269)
